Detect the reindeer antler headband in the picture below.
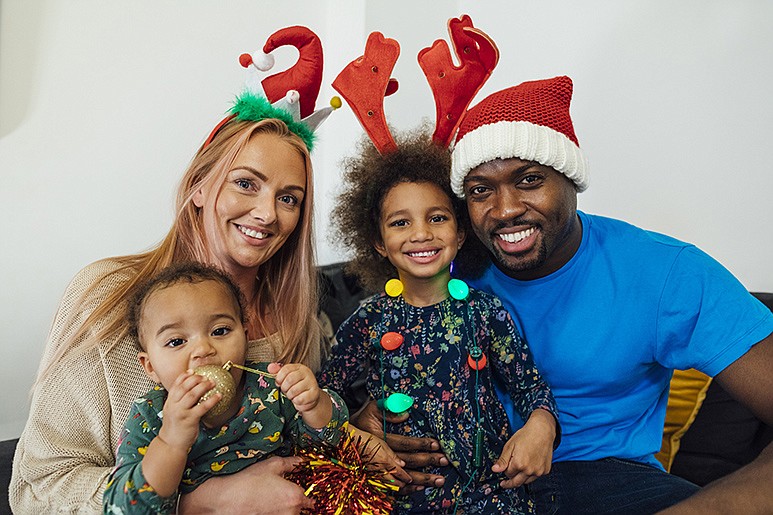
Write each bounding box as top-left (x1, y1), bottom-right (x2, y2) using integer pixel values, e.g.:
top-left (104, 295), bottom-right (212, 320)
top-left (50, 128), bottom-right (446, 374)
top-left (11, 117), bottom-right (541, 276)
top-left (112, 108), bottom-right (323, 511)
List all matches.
top-left (205, 25), bottom-right (340, 151)
top-left (332, 15), bottom-right (499, 154)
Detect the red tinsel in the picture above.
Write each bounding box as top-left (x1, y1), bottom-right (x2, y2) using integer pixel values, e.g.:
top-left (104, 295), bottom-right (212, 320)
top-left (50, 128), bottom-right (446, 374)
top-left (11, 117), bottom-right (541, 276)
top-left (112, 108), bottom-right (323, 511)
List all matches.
top-left (286, 429), bottom-right (398, 514)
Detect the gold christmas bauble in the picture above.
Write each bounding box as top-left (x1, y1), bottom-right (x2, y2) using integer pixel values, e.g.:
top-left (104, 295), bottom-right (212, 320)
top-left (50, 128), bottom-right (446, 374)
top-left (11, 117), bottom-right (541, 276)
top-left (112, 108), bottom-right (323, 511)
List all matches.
top-left (194, 364), bottom-right (236, 424)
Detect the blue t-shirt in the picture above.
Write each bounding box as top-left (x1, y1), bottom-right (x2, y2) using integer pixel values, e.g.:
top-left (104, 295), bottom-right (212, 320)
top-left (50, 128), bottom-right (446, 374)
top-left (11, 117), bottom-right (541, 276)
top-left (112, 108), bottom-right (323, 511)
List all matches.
top-left (463, 211), bottom-right (773, 467)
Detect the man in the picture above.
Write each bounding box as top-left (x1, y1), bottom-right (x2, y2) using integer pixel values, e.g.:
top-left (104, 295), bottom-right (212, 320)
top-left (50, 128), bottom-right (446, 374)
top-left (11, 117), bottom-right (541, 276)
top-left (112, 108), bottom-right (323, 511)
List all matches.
top-left (445, 75), bottom-right (773, 513)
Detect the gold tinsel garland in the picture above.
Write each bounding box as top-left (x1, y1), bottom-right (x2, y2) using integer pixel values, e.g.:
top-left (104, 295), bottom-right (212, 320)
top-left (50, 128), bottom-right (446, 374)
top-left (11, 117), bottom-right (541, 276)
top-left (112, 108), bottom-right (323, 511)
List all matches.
top-left (286, 428), bottom-right (399, 515)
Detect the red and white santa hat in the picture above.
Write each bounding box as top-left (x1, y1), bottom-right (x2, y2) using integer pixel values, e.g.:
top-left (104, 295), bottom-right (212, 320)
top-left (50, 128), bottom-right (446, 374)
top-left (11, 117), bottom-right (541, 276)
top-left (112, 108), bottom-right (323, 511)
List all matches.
top-left (450, 75), bottom-right (589, 197)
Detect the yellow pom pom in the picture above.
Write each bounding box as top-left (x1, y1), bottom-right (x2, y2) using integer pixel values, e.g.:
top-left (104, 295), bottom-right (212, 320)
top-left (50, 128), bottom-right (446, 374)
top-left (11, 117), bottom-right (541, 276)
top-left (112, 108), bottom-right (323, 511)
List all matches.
top-left (384, 278), bottom-right (403, 297)
top-left (330, 96), bottom-right (342, 109)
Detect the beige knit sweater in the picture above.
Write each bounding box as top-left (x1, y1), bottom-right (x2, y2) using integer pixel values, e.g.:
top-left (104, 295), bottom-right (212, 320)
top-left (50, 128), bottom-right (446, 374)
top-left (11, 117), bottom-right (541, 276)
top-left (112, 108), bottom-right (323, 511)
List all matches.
top-left (10, 259), bottom-right (288, 514)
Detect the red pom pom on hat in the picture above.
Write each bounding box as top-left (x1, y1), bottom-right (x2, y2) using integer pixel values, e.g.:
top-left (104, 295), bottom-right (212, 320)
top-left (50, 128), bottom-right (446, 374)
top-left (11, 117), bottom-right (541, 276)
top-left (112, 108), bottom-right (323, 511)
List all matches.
top-left (451, 76), bottom-right (589, 197)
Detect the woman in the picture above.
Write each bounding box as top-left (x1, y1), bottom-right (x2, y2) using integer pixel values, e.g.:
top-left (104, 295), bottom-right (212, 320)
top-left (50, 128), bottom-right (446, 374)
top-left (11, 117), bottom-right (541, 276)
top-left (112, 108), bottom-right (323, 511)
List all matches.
top-left (10, 27), bottom-right (327, 514)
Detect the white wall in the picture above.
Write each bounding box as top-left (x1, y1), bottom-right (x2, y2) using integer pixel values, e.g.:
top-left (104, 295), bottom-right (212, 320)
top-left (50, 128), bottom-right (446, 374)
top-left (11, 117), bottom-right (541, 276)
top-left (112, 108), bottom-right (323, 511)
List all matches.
top-left (1, 0), bottom-right (771, 440)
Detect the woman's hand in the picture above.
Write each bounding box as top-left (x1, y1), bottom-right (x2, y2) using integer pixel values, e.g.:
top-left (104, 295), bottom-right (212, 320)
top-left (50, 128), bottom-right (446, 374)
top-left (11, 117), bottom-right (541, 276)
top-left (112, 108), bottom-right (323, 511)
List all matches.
top-left (178, 455), bottom-right (314, 514)
top-left (351, 399), bottom-right (448, 493)
top-left (492, 408), bottom-right (556, 489)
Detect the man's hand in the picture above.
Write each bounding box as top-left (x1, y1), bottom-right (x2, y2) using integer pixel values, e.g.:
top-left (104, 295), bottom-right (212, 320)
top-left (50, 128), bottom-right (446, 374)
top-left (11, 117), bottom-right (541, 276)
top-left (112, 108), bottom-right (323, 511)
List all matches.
top-left (179, 455), bottom-right (314, 514)
top-left (492, 408), bottom-right (556, 488)
top-left (352, 399), bottom-right (448, 492)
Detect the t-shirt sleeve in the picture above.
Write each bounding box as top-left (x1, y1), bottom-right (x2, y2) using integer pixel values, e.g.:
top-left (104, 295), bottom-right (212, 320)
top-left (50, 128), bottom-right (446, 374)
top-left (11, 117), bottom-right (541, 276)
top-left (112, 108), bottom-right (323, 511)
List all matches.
top-left (655, 246), bottom-right (773, 375)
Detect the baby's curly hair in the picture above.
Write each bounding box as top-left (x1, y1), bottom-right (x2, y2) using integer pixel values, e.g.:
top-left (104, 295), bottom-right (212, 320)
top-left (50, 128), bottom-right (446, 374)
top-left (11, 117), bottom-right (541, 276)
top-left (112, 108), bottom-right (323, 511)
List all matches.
top-left (331, 128), bottom-right (462, 293)
top-left (127, 262), bottom-right (247, 348)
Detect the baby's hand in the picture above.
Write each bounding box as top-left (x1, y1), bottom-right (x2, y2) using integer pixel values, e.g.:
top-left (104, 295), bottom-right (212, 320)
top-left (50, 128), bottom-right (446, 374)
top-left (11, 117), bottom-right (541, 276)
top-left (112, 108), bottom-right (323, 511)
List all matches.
top-left (268, 363), bottom-right (321, 413)
top-left (159, 370), bottom-right (220, 451)
top-left (268, 362), bottom-right (332, 429)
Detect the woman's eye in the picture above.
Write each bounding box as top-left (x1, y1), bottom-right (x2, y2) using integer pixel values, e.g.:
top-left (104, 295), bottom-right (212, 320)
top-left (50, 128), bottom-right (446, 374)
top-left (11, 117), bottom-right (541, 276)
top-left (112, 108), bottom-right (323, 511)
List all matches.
top-left (278, 194), bottom-right (298, 206)
top-left (212, 327), bottom-right (231, 337)
top-left (235, 178), bottom-right (254, 190)
top-left (165, 338), bottom-right (185, 348)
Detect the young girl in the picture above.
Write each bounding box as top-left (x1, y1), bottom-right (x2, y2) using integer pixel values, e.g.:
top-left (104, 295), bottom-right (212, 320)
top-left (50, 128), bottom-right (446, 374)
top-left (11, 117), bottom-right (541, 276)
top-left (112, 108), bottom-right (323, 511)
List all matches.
top-left (103, 263), bottom-right (348, 514)
top-left (318, 132), bottom-right (559, 514)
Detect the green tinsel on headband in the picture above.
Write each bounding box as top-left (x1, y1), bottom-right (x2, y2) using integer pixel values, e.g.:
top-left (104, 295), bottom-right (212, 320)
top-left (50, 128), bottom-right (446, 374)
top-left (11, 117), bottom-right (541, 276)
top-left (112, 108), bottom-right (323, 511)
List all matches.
top-left (230, 91), bottom-right (317, 151)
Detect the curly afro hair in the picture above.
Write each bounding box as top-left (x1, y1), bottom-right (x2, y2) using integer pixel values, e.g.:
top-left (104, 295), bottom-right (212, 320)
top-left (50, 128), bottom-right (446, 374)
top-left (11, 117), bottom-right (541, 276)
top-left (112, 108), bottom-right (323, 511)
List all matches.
top-left (330, 128), bottom-right (463, 293)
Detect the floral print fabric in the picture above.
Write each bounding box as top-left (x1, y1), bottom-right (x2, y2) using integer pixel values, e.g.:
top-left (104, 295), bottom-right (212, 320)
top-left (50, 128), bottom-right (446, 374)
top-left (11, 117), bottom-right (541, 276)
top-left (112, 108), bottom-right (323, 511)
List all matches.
top-left (318, 289), bottom-right (557, 514)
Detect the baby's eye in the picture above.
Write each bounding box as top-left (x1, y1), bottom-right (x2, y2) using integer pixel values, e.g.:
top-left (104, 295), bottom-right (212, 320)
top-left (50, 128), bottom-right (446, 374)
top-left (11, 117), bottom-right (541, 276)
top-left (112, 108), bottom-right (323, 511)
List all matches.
top-left (165, 338), bottom-right (186, 348)
top-left (212, 327), bottom-right (231, 337)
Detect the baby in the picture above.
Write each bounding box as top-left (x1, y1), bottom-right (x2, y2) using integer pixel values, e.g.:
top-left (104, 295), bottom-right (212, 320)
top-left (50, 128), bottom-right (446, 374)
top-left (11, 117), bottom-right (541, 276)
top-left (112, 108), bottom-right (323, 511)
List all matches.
top-left (103, 262), bottom-right (347, 514)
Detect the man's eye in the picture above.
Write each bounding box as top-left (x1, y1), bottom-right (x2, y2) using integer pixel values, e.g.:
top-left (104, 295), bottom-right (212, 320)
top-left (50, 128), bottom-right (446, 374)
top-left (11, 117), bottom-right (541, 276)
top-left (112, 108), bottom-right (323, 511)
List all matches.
top-left (165, 338), bottom-right (185, 348)
top-left (468, 185), bottom-right (489, 196)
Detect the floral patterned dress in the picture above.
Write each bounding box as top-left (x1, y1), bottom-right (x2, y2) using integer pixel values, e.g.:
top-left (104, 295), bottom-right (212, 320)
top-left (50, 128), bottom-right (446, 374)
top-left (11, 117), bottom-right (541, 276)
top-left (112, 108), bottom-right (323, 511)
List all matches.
top-left (104, 362), bottom-right (348, 514)
top-left (318, 289), bottom-right (558, 514)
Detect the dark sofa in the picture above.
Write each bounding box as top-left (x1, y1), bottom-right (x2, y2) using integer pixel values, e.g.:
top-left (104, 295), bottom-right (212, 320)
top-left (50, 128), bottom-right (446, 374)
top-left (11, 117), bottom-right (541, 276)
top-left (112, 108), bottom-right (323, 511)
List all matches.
top-left (2, 265), bottom-right (770, 513)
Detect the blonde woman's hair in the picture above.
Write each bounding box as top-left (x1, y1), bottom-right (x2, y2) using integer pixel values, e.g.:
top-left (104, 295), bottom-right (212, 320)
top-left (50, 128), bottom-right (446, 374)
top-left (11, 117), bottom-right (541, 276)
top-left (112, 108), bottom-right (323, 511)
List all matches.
top-left (37, 118), bottom-right (320, 381)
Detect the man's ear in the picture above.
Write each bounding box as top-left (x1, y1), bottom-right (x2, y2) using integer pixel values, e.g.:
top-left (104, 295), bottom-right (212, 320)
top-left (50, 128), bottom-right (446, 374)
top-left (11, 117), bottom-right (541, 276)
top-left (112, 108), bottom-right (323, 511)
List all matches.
top-left (138, 352), bottom-right (160, 384)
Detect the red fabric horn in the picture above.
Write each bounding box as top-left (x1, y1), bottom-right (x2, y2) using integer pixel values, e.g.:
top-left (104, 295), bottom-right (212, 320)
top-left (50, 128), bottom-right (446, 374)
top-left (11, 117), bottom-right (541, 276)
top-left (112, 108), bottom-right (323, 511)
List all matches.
top-left (332, 31), bottom-right (400, 155)
top-left (418, 15), bottom-right (500, 148)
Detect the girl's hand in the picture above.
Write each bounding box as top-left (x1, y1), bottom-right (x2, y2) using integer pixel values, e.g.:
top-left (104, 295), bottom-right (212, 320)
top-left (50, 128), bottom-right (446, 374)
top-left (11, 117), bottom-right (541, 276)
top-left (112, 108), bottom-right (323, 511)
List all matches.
top-left (492, 408), bottom-right (556, 489)
top-left (158, 370), bottom-right (221, 451)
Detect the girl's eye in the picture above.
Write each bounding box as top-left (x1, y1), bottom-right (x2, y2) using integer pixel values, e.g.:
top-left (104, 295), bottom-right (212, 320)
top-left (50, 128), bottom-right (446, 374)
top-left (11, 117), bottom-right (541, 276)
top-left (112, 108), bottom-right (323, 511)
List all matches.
top-left (212, 327), bottom-right (231, 337)
top-left (278, 194), bottom-right (298, 206)
top-left (165, 338), bottom-right (185, 348)
top-left (430, 214), bottom-right (449, 223)
top-left (389, 219), bottom-right (409, 227)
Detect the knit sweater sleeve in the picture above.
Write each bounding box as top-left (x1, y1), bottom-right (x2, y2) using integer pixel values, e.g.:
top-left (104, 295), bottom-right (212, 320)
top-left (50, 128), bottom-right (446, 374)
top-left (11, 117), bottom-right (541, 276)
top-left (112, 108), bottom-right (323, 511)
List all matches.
top-left (10, 259), bottom-right (153, 514)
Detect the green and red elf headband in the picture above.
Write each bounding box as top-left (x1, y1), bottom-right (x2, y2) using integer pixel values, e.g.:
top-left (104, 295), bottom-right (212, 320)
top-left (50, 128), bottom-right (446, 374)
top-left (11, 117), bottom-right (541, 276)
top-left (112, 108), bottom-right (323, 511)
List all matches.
top-left (204, 25), bottom-right (340, 151)
top-left (331, 14), bottom-right (499, 154)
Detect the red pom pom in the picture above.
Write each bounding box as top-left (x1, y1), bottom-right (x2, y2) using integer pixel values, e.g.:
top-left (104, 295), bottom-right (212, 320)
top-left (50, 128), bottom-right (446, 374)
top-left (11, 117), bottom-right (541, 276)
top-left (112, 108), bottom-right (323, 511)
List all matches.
top-left (239, 53), bottom-right (253, 68)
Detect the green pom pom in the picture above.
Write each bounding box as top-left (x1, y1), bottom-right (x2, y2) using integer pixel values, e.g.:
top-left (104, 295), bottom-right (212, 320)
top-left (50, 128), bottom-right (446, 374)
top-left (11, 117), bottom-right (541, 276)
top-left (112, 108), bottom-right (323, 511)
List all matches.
top-left (230, 91), bottom-right (316, 151)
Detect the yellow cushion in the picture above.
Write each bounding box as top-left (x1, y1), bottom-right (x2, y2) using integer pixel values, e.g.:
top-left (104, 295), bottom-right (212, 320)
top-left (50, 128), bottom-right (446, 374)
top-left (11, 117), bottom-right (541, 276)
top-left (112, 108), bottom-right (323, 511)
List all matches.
top-left (656, 368), bottom-right (713, 471)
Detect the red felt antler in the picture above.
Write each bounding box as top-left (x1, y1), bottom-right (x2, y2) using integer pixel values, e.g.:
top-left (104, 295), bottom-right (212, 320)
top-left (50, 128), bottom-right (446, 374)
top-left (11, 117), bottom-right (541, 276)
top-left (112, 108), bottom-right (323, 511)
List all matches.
top-left (418, 15), bottom-right (499, 148)
top-left (332, 32), bottom-right (400, 155)
top-left (261, 26), bottom-right (323, 119)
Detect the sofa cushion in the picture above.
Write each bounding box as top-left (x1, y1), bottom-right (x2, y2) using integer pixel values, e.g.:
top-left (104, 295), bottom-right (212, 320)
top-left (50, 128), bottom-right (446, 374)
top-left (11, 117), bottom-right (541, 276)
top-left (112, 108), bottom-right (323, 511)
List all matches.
top-left (656, 368), bottom-right (712, 471)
